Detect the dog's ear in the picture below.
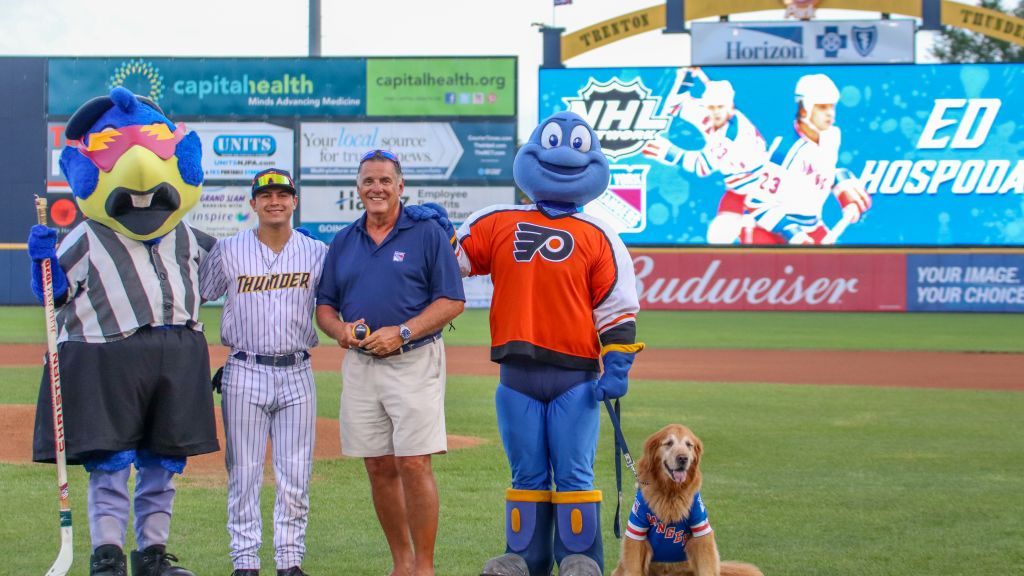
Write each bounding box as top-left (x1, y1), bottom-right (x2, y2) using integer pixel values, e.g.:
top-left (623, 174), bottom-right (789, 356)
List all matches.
top-left (692, 433), bottom-right (704, 467)
top-left (639, 428), bottom-right (665, 480)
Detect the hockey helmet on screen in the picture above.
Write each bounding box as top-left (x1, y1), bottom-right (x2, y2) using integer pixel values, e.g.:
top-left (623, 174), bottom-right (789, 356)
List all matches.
top-left (795, 74), bottom-right (839, 111)
top-left (702, 80), bottom-right (735, 106)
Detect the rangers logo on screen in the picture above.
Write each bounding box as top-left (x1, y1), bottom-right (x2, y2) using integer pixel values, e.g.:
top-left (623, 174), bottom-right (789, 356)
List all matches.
top-left (563, 77), bottom-right (670, 160)
top-left (513, 222), bottom-right (575, 262)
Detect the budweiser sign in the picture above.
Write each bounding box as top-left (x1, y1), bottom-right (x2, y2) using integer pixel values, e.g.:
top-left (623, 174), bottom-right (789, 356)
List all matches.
top-left (631, 251), bottom-right (906, 311)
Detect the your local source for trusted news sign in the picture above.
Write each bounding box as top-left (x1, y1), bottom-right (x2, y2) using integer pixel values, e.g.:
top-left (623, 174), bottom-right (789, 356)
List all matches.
top-left (539, 63), bottom-right (1024, 246)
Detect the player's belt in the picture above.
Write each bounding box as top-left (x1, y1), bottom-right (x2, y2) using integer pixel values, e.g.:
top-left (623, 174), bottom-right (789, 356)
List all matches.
top-left (233, 350), bottom-right (311, 367)
top-left (351, 332), bottom-right (441, 359)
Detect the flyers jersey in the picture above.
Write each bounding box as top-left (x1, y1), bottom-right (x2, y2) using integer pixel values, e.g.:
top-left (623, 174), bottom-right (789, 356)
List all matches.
top-left (456, 205), bottom-right (640, 372)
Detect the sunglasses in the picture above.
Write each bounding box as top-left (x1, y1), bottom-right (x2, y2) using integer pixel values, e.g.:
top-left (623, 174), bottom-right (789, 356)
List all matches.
top-left (77, 123), bottom-right (187, 173)
top-left (253, 171), bottom-right (294, 189)
top-left (359, 149), bottom-right (402, 169)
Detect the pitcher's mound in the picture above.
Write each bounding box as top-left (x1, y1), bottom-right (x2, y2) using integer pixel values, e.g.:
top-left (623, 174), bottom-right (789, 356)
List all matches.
top-left (0, 405), bottom-right (486, 478)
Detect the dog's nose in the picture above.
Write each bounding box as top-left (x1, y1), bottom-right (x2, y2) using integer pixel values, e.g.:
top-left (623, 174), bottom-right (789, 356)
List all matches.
top-left (675, 455), bottom-right (689, 468)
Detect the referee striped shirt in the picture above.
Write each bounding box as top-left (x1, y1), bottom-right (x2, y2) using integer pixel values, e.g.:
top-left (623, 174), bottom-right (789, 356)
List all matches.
top-left (55, 220), bottom-right (216, 344)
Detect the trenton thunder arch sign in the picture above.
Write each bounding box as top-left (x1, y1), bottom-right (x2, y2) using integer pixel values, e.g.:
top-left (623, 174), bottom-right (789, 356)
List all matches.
top-left (558, 0), bottom-right (1024, 63)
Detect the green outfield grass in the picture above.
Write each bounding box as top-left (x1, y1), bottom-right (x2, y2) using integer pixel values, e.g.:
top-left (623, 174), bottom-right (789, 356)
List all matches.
top-left (1, 370), bottom-right (1021, 575)
top-left (2, 305), bottom-right (1023, 352)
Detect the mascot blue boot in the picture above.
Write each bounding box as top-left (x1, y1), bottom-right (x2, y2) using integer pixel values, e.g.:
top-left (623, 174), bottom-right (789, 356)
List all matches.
top-left (434, 112), bottom-right (644, 576)
top-left (28, 87), bottom-right (216, 576)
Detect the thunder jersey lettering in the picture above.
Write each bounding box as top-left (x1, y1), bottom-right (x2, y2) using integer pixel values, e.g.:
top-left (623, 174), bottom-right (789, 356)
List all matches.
top-left (456, 205), bottom-right (639, 371)
top-left (200, 229), bottom-right (327, 355)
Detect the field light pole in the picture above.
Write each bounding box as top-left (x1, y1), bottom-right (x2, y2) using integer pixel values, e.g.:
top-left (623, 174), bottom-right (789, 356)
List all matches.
top-left (309, 0), bottom-right (321, 57)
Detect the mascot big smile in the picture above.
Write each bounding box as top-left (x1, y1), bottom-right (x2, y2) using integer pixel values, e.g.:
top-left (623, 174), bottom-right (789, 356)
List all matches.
top-left (28, 87), bottom-right (216, 576)
top-left (411, 111), bottom-right (644, 575)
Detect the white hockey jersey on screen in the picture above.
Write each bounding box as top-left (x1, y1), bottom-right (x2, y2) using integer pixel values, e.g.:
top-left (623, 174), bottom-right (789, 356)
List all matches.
top-left (748, 122), bottom-right (841, 229)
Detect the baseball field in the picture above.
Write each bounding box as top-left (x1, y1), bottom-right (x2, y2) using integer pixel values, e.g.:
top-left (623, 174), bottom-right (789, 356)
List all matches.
top-left (1, 306), bottom-right (1022, 575)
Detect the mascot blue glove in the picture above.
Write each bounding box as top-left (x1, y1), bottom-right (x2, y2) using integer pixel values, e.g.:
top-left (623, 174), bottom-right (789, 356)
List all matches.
top-left (28, 224), bottom-right (69, 304)
top-left (594, 343), bottom-right (646, 401)
top-left (405, 202), bottom-right (456, 246)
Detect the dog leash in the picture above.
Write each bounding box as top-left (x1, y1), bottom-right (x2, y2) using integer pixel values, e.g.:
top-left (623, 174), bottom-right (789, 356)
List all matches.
top-left (603, 398), bottom-right (640, 539)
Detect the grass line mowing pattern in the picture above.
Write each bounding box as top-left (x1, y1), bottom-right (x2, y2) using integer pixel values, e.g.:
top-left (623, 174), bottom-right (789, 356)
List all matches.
top-left (2, 367), bottom-right (1022, 575)
top-left (2, 306), bottom-right (1024, 352)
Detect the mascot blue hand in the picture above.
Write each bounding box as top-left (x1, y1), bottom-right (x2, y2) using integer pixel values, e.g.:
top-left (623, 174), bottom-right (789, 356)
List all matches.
top-left (28, 224), bottom-right (68, 304)
top-left (594, 344), bottom-right (645, 401)
top-left (405, 202), bottom-right (456, 246)
top-left (294, 226), bottom-right (313, 239)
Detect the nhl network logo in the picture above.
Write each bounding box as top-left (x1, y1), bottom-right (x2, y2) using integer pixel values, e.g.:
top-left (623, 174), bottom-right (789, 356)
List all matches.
top-left (563, 77), bottom-right (670, 160)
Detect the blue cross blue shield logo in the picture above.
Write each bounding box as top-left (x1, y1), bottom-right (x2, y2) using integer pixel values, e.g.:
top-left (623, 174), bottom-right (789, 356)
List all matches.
top-left (851, 26), bottom-right (878, 57)
top-left (815, 26), bottom-right (848, 58)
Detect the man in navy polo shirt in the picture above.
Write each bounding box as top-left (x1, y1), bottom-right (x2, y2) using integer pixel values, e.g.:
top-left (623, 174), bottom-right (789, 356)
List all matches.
top-left (315, 149), bottom-right (465, 576)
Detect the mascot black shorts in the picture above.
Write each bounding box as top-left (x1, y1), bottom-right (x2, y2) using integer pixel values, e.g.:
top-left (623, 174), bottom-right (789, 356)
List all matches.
top-left (33, 326), bottom-right (220, 464)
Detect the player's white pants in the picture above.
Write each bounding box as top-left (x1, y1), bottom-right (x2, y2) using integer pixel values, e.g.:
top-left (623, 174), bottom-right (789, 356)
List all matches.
top-left (222, 355), bottom-right (316, 570)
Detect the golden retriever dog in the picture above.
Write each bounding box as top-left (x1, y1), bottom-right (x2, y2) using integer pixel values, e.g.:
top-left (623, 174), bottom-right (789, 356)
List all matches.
top-left (611, 424), bottom-right (763, 576)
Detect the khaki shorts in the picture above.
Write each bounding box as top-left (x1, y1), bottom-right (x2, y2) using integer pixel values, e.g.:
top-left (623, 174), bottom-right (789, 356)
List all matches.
top-left (340, 338), bottom-right (447, 457)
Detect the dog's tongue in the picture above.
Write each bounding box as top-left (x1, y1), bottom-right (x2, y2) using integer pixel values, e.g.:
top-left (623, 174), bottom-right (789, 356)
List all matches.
top-left (672, 470), bottom-right (686, 483)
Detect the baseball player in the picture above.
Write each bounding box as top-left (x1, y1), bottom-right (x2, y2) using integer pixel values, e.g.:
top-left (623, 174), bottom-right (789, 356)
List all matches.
top-left (743, 74), bottom-right (872, 244)
top-left (642, 68), bottom-right (769, 243)
top-left (199, 168), bottom-right (326, 576)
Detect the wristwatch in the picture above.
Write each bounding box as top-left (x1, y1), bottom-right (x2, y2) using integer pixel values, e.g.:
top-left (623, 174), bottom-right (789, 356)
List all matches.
top-left (399, 323), bottom-right (412, 345)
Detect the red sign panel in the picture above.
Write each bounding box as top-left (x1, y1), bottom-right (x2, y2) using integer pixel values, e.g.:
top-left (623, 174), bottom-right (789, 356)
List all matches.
top-left (632, 250), bottom-right (906, 311)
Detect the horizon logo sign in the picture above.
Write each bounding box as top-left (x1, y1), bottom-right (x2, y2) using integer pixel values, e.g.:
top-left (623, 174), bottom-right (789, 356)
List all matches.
top-left (691, 20), bottom-right (913, 65)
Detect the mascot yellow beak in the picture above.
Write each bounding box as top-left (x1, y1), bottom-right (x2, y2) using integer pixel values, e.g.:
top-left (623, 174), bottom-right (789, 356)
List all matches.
top-left (77, 146), bottom-right (201, 241)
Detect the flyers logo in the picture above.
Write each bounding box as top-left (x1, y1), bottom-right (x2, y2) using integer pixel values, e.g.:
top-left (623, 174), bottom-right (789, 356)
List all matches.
top-left (513, 223), bottom-right (574, 263)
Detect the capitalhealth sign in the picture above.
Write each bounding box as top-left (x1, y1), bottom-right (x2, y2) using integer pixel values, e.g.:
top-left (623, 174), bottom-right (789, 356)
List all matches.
top-left (539, 63), bottom-right (1024, 246)
top-left (691, 20), bottom-right (915, 65)
top-left (48, 58), bottom-right (365, 116)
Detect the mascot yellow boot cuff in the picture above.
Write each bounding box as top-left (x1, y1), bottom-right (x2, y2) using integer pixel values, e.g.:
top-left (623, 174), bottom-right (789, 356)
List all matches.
top-left (503, 489), bottom-right (554, 575)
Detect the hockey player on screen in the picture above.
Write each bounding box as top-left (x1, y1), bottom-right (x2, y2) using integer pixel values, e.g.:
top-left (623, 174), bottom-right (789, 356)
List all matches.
top-left (743, 73), bottom-right (872, 244)
top-left (642, 67), bottom-right (769, 243)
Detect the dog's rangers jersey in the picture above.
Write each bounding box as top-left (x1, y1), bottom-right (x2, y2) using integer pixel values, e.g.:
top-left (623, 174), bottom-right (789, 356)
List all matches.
top-left (625, 489), bottom-right (713, 563)
top-left (747, 122), bottom-right (842, 232)
top-left (455, 205), bottom-right (639, 372)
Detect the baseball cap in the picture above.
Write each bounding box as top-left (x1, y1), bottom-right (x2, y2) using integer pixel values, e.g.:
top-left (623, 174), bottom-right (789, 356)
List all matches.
top-left (251, 168), bottom-right (296, 197)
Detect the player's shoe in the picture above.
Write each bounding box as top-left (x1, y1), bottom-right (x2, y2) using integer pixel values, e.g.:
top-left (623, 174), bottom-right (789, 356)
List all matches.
top-left (130, 545), bottom-right (194, 576)
top-left (277, 568), bottom-right (309, 576)
top-left (230, 571), bottom-right (260, 576)
top-left (90, 544), bottom-right (127, 576)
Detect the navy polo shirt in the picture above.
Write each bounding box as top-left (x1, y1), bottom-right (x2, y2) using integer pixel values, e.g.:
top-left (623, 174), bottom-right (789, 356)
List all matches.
top-left (317, 207), bottom-right (465, 340)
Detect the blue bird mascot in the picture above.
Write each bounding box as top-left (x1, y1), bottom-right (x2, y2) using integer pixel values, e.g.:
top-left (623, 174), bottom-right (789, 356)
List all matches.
top-left (28, 87), bottom-right (217, 576)
top-left (410, 111), bottom-right (644, 575)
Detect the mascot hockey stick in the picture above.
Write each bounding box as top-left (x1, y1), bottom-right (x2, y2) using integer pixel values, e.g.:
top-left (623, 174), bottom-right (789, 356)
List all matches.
top-left (35, 197), bottom-right (73, 576)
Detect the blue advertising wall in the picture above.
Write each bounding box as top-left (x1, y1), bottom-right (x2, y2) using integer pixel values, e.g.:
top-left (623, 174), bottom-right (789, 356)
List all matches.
top-left (906, 253), bottom-right (1024, 312)
top-left (539, 63), bottom-right (1024, 246)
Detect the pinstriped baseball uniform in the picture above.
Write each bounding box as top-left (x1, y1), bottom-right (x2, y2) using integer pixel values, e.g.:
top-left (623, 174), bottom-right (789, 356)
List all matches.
top-left (199, 228), bottom-right (326, 572)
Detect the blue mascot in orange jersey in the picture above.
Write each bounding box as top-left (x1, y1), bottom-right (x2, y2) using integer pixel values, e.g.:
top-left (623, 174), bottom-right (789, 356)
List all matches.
top-left (410, 111), bottom-right (644, 575)
top-left (27, 87), bottom-right (217, 576)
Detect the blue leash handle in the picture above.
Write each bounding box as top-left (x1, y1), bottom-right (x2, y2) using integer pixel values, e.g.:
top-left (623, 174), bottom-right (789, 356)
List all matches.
top-left (604, 398), bottom-right (639, 539)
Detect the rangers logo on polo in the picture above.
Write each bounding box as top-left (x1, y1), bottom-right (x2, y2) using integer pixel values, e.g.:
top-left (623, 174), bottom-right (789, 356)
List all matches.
top-left (513, 222), bottom-right (575, 263)
top-left (563, 77), bottom-right (670, 160)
